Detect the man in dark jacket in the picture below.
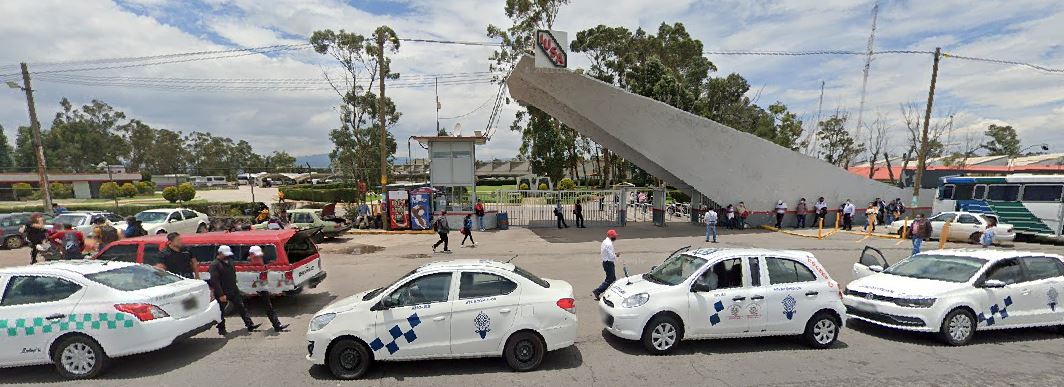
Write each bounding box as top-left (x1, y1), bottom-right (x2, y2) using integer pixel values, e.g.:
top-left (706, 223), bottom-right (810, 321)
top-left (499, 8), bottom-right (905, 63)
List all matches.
top-left (22, 214), bottom-right (49, 264)
top-left (209, 245), bottom-right (261, 335)
top-left (157, 233), bottom-right (198, 279)
top-left (574, 200), bottom-right (586, 228)
top-left (910, 214), bottom-right (933, 255)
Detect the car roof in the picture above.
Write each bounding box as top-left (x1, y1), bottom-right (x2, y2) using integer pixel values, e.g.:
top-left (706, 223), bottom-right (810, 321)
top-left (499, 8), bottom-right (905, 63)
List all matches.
top-left (113, 229), bottom-right (299, 245)
top-left (684, 248), bottom-right (814, 260)
top-left (920, 249), bottom-right (1064, 262)
top-left (0, 259), bottom-right (137, 276)
top-left (415, 259), bottom-right (516, 273)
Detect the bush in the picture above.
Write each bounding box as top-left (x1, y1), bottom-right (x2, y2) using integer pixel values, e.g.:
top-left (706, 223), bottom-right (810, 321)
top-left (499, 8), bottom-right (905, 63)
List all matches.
top-left (537, 183), bottom-right (549, 190)
top-left (557, 178), bottom-right (576, 190)
top-left (176, 183), bottom-right (196, 202)
top-left (99, 182), bottom-right (120, 199)
top-left (135, 181), bottom-right (155, 195)
top-left (162, 186), bottom-right (179, 203)
top-left (12, 183), bottom-right (33, 200)
top-left (519, 183), bottom-right (530, 190)
top-left (279, 186), bottom-right (360, 202)
top-left (120, 182), bottom-right (138, 197)
top-left (50, 183), bottom-right (74, 199)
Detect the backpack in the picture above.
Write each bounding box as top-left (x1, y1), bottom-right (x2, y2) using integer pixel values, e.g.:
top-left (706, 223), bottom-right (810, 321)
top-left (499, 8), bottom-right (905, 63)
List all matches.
top-left (61, 232), bottom-right (82, 259)
top-left (98, 224), bottom-right (119, 247)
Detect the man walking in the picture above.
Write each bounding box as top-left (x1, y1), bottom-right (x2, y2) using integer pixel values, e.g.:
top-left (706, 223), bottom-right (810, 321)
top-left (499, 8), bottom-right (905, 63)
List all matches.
top-left (432, 211), bottom-right (451, 253)
top-left (704, 207), bottom-right (718, 243)
top-left (157, 233), bottom-right (198, 279)
top-left (910, 214), bottom-right (932, 255)
top-left (474, 199), bottom-right (486, 231)
top-left (842, 200), bottom-right (856, 231)
top-left (813, 197), bottom-right (827, 227)
top-left (592, 230), bottom-right (619, 301)
top-left (574, 200), bottom-right (586, 228)
top-left (210, 245), bottom-right (261, 335)
top-left (554, 201), bottom-right (569, 228)
top-left (248, 246), bottom-right (289, 332)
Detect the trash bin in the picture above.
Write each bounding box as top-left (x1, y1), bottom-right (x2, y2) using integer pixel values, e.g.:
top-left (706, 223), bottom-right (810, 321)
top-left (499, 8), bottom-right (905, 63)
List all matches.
top-left (496, 212), bottom-right (509, 230)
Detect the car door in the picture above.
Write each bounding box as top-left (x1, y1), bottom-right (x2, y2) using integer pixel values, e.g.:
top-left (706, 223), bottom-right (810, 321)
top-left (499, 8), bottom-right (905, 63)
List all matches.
top-left (373, 272), bottom-right (454, 359)
top-left (165, 211), bottom-right (184, 233)
top-left (928, 213), bottom-right (956, 240)
top-left (974, 258), bottom-right (1031, 328)
top-left (0, 274), bottom-right (85, 366)
top-left (687, 257), bottom-right (753, 336)
top-left (952, 214), bottom-right (982, 242)
top-left (1018, 256), bottom-right (1064, 324)
top-left (181, 210), bottom-right (200, 233)
top-left (450, 271), bottom-right (521, 355)
top-left (853, 246), bottom-right (889, 280)
top-left (761, 257), bottom-right (823, 333)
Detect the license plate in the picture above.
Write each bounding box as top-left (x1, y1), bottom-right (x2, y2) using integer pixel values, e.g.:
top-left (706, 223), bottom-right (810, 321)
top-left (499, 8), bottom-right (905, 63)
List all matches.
top-left (182, 297), bottom-right (198, 311)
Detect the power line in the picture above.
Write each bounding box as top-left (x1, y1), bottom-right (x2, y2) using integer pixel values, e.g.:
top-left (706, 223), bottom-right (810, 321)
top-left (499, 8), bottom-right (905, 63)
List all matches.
top-left (35, 71), bottom-right (500, 84)
top-left (23, 43), bottom-right (313, 69)
top-left (701, 49), bottom-right (935, 56)
top-left (398, 38), bottom-right (500, 46)
top-left (942, 52), bottom-right (1064, 73)
top-left (439, 92), bottom-right (498, 120)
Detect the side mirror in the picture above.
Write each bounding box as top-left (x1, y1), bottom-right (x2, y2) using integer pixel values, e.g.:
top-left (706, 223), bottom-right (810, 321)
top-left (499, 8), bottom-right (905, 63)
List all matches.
top-left (371, 298), bottom-right (391, 311)
top-left (691, 281), bottom-right (711, 292)
top-left (982, 279), bottom-right (1006, 288)
top-left (868, 265), bottom-right (884, 273)
top-left (168, 219), bottom-right (178, 223)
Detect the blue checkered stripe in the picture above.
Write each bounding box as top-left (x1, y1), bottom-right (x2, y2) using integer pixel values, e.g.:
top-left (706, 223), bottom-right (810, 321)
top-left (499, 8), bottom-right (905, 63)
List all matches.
top-left (1, 313), bottom-right (136, 337)
top-left (978, 296), bottom-right (1013, 326)
top-left (369, 313), bottom-right (421, 355)
top-left (708, 301), bottom-right (725, 326)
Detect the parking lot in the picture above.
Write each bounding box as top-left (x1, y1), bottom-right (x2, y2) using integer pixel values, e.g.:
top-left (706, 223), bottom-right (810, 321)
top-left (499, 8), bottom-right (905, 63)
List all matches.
top-left (2, 224), bottom-right (1064, 386)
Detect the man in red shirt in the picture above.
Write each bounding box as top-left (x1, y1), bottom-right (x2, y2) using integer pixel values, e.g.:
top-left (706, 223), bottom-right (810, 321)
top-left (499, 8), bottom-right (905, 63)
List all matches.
top-left (48, 224), bottom-right (85, 260)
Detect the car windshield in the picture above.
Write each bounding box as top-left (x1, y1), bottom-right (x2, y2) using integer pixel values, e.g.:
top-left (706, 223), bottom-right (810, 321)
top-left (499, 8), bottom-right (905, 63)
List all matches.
top-left (84, 264), bottom-right (184, 291)
top-left (135, 211), bottom-right (168, 223)
top-left (645, 252), bottom-right (707, 286)
top-left (882, 254), bottom-right (987, 283)
top-left (53, 214), bottom-right (86, 227)
top-left (363, 269), bottom-right (417, 301)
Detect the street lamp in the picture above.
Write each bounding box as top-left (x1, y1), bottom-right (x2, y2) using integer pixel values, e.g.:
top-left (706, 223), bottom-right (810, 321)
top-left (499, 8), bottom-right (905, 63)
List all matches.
top-left (97, 162), bottom-right (118, 211)
top-left (1019, 143), bottom-right (1050, 155)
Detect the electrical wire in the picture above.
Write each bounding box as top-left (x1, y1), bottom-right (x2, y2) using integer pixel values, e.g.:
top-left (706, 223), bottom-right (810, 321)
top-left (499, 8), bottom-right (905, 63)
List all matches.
top-left (34, 71), bottom-right (501, 84)
top-left (942, 52), bottom-right (1064, 73)
top-left (701, 49), bottom-right (935, 56)
top-left (398, 38), bottom-right (500, 47)
top-left (439, 92), bottom-right (498, 120)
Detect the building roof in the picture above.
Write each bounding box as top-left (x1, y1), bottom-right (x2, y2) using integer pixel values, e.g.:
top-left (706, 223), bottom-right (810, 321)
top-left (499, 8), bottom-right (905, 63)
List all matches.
top-left (0, 172), bottom-right (141, 183)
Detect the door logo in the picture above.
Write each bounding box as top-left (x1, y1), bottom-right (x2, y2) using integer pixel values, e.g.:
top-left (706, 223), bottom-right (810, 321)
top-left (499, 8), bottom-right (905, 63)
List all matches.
top-left (977, 296), bottom-right (1013, 326)
top-left (1048, 288), bottom-right (1058, 312)
top-left (782, 295), bottom-right (797, 320)
top-left (474, 312), bottom-right (492, 339)
top-left (369, 313), bottom-right (421, 355)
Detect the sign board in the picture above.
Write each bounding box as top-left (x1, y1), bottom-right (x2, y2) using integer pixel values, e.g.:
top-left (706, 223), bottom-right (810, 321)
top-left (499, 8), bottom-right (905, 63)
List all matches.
top-left (409, 191), bottom-right (433, 230)
top-left (534, 30), bottom-right (568, 69)
top-left (387, 190), bottom-right (410, 230)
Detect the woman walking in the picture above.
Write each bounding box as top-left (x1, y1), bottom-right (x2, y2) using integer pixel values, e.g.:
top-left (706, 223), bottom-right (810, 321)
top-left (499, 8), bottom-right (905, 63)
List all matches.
top-left (461, 214), bottom-right (476, 247)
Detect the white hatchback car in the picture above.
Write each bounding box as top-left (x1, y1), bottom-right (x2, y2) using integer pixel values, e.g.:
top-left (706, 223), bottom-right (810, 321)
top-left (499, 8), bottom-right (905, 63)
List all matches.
top-left (845, 248), bottom-right (1064, 345)
top-left (306, 260), bottom-right (577, 379)
top-left (599, 247), bottom-right (846, 354)
top-left (0, 260), bottom-right (219, 379)
top-left (134, 208), bottom-right (210, 235)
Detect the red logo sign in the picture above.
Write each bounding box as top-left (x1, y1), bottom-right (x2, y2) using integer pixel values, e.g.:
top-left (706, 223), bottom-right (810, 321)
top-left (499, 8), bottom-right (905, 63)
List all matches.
top-left (536, 30), bottom-right (567, 68)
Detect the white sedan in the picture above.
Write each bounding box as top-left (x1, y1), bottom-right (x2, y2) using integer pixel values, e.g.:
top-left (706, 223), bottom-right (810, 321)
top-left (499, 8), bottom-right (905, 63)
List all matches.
top-left (306, 259), bottom-right (577, 379)
top-left (50, 212), bottom-right (127, 237)
top-left (0, 260), bottom-right (220, 378)
top-left (845, 248), bottom-right (1064, 345)
top-left (884, 211), bottom-right (1015, 244)
top-left (599, 247), bottom-right (846, 354)
top-left (134, 208), bottom-right (209, 235)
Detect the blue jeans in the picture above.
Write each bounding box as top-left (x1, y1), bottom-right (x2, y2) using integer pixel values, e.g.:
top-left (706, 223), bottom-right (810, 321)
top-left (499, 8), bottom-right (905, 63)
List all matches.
top-left (705, 221), bottom-right (717, 242)
top-left (476, 214), bottom-right (484, 230)
top-left (912, 237), bottom-right (923, 255)
top-left (886, 214), bottom-right (895, 225)
top-left (593, 261), bottom-right (617, 297)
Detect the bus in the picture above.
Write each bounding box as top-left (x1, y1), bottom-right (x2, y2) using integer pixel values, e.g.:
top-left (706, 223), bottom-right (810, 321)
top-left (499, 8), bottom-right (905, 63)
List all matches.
top-left (933, 174), bottom-right (1064, 240)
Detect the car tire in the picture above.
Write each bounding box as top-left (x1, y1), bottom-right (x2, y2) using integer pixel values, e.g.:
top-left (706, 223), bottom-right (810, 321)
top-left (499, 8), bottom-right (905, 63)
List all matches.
top-left (197, 224), bottom-right (207, 233)
top-left (968, 232), bottom-right (982, 244)
top-left (938, 308), bottom-right (976, 346)
top-left (641, 314), bottom-right (683, 355)
top-left (802, 311), bottom-right (840, 349)
top-left (52, 335), bottom-right (109, 379)
top-left (4, 236), bottom-right (23, 249)
top-left (326, 338), bottom-right (372, 380)
top-left (504, 331), bottom-right (546, 372)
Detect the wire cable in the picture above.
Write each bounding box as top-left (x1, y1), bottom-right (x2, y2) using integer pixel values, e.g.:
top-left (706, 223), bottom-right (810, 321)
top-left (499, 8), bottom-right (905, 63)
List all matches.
top-left (942, 52), bottom-right (1064, 73)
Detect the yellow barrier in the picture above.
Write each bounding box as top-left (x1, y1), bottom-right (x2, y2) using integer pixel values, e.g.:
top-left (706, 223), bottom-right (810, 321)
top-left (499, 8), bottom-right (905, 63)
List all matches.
top-left (895, 218), bottom-right (910, 245)
top-left (939, 221), bottom-right (952, 249)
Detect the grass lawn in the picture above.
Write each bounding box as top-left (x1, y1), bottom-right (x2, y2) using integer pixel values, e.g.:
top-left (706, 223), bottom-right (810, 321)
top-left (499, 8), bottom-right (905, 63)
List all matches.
top-left (476, 185), bottom-right (516, 195)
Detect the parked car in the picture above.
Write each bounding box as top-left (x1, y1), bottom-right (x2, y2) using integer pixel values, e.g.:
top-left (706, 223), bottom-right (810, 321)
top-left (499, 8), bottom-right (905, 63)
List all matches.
top-left (599, 247), bottom-right (846, 354)
top-left (51, 212), bottom-right (127, 238)
top-left (133, 209), bottom-right (209, 235)
top-left (95, 229), bottom-right (326, 296)
top-left (306, 259), bottom-right (576, 379)
top-left (0, 212), bottom-right (52, 249)
top-left (884, 211), bottom-right (1015, 244)
top-left (846, 247), bottom-right (1064, 346)
top-left (253, 209), bottom-right (351, 240)
top-left (0, 260), bottom-right (220, 379)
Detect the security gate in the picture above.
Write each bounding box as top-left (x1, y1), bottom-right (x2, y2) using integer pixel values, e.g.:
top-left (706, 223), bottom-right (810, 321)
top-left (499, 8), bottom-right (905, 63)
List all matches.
top-left (485, 188), bottom-right (666, 228)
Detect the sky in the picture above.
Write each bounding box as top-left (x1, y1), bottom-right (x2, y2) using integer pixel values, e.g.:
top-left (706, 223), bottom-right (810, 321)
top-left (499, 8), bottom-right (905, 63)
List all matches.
top-left (1, 0), bottom-right (1063, 163)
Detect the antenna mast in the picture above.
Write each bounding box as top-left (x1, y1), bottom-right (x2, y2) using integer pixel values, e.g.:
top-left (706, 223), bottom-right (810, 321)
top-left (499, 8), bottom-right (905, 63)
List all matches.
top-left (854, 1), bottom-right (879, 142)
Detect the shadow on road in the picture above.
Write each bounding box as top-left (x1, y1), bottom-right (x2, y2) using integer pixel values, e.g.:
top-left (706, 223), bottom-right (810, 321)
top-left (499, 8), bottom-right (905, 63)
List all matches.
top-left (239, 291), bottom-right (338, 319)
top-left (531, 223), bottom-right (772, 244)
top-left (847, 318), bottom-right (1064, 347)
top-left (599, 329), bottom-right (849, 355)
top-left (307, 344), bottom-right (583, 380)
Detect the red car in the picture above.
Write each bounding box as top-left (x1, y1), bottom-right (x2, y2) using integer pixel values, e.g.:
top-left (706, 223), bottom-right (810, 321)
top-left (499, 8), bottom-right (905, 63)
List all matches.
top-left (93, 229), bottom-right (326, 296)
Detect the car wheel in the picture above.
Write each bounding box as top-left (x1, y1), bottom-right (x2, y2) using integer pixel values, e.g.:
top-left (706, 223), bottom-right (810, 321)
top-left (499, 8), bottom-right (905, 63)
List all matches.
top-left (52, 335), bottom-right (109, 379)
top-left (4, 236), bottom-right (23, 249)
top-left (802, 312), bottom-right (840, 349)
top-left (968, 232), bottom-right (982, 244)
top-left (197, 224), bottom-right (207, 233)
top-left (326, 338), bottom-right (372, 380)
top-left (938, 308), bottom-right (976, 346)
top-left (641, 315), bottom-right (683, 355)
top-left (504, 331), bottom-right (546, 372)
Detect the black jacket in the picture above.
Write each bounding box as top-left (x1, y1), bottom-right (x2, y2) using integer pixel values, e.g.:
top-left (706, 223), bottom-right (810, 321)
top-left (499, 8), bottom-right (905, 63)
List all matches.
top-left (208, 258), bottom-right (241, 297)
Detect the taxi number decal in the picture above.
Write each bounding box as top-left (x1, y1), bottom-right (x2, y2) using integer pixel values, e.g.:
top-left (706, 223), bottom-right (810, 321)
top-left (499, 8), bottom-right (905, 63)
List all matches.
top-left (465, 297), bottom-right (497, 305)
top-left (412, 304), bottom-right (431, 310)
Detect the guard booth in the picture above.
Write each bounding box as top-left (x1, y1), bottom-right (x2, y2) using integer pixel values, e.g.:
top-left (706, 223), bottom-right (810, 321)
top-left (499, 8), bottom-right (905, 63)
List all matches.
top-left (413, 135), bottom-right (497, 229)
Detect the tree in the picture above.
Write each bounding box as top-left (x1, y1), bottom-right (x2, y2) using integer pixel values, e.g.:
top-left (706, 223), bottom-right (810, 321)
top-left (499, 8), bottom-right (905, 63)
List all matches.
top-left (120, 182), bottom-right (138, 197)
top-left (176, 182), bottom-right (196, 202)
top-left (862, 114), bottom-right (889, 178)
top-left (162, 186), bottom-right (179, 203)
top-left (45, 99), bottom-right (130, 171)
top-left (981, 124), bottom-right (1021, 157)
top-left (816, 113), bottom-right (865, 167)
top-left (0, 124), bottom-right (14, 170)
top-left (99, 182), bottom-right (120, 199)
top-left (265, 151), bottom-right (297, 171)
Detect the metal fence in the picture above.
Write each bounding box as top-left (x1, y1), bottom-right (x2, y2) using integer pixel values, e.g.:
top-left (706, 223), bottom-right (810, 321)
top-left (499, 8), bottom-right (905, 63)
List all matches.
top-left (485, 188), bottom-right (667, 228)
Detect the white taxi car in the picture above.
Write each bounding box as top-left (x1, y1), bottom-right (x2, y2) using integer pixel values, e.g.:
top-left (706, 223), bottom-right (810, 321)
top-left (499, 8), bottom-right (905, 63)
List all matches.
top-left (599, 247), bottom-right (846, 354)
top-left (306, 260), bottom-right (577, 379)
top-left (0, 260), bottom-right (220, 379)
top-left (884, 211), bottom-right (1015, 244)
top-left (845, 248), bottom-right (1064, 345)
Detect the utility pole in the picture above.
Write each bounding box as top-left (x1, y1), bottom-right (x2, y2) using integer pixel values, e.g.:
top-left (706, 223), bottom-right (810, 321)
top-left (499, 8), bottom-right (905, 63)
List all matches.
top-left (19, 63), bottom-right (53, 214)
top-left (376, 34), bottom-right (389, 230)
top-left (912, 47), bottom-right (942, 203)
top-left (435, 77), bottom-right (441, 135)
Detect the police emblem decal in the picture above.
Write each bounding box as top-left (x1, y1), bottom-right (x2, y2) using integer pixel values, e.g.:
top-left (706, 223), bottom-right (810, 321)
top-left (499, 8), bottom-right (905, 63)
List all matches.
top-left (474, 312), bottom-right (491, 339)
top-left (1049, 288), bottom-right (1059, 312)
top-left (782, 295), bottom-right (797, 320)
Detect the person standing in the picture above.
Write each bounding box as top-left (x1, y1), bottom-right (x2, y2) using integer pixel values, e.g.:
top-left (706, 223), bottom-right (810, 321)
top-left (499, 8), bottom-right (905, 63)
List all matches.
top-left (123, 216), bottom-right (148, 238)
top-left (554, 201), bottom-right (569, 229)
top-left (432, 211), bottom-right (451, 253)
top-left (813, 197), bottom-right (827, 227)
top-left (210, 245), bottom-right (262, 335)
top-left (980, 217), bottom-right (997, 248)
top-left (158, 233), bottom-right (198, 279)
top-left (795, 198), bottom-right (808, 228)
top-left (22, 214), bottom-right (48, 264)
top-left (774, 200), bottom-right (787, 229)
top-left (704, 207), bottom-right (718, 243)
top-left (48, 224), bottom-right (85, 260)
top-left (474, 199), bottom-right (486, 231)
top-left (92, 217), bottom-right (121, 251)
top-left (724, 204), bottom-right (736, 229)
top-left (52, 203), bottom-right (68, 214)
top-left (910, 214), bottom-right (932, 255)
top-left (574, 200), bottom-right (586, 228)
top-left (461, 214), bottom-right (476, 247)
top-left (247, 246), bottom-right (289, 332)
top-left (591, 230), bottom-right (619, 301)
top-left (737, 202), bottom-right (749, 230)
top-left (885, 200), bottom-right (898, 225)
top-left (864, 202), bottom-right (878, 232)
top-left (842, 200), bottom-right (855, 231)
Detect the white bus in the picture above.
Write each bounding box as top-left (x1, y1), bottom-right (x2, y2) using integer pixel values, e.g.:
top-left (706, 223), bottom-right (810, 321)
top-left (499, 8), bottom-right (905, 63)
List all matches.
top-left (933, 174), bottom-right (1064, 240)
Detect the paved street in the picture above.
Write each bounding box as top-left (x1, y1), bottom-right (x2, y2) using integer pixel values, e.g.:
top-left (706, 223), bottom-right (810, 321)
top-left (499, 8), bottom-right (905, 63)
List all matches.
top-left (2, 224), bottom-right (1064, 386)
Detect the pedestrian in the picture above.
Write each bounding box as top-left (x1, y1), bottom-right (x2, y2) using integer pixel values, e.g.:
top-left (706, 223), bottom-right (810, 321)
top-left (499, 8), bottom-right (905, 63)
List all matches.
top-left (910, 213), bottom-right (932, 255)
top-left (474, 199), bottom-right (486, 231)
top-left (894, 198), bottom-right (906, 220)
top-left (92, 216), bottom-right (121, 251)
top-left (48, 224), bottom-right (85, 260)
top-left (980, 217), bottom-right (997, 248)
top-left (875, 198), bottom-right (886, 225)
top-left (158, 232), bottom-right (198, 279)
top-left (210, 245), bottom-right (262, 336)
top-left (247, 246), bottom-right (290, 332)
top-left (737, 202), bottom-right (749, 229)
top-left (885, 200), bottom-right (898, 225)
top-left (432, 211), bottom-right (451, 253)
top-left (591, 230), bottom-right (619, 301)
top-left (704, 206), bottom-right (718, 243)
top-left (554, 201), bottom-right (569, 228)
top-left (813, 197), bottom-right (827, 228)
top-left (123, 216), bottom-right (148, 238)
top-left (725, 204), bottom-right (736, 229)
top-left (21, 213), bottom-right (48, 264)
top-left (52, 203), bottom-right (68, 214)
top-left (842, 200), bottom-right (855, 230)
top-left (864, 202), bottom-right (878, 232)
top-left (774, 200), bottom-right (787, 229)
top-left (461, 214), bottom-right (476, 246)
top-left (795, 198), bottom-right (808, 228)
top-left (574, 200), bottom-right (586, 228)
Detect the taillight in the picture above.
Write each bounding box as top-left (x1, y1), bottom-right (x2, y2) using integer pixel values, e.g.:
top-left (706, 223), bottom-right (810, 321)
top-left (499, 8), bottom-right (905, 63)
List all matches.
top-left (557, 298), bottom-right (576, 314)
top-left (115, 303), bottom-right (169, 321)
top-left (259, 272), bottom-right (268, 281)
top-left (284, 271), bottom-right (294, 282)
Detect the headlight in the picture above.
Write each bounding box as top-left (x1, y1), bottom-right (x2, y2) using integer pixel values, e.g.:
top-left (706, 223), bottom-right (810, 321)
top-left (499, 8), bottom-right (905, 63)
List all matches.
top-left (621, 293), bottom-right (650, 308)
top-left (309, 313), bottom-right (337, 331)
top-left (894, 298), bottom-right (936, 308)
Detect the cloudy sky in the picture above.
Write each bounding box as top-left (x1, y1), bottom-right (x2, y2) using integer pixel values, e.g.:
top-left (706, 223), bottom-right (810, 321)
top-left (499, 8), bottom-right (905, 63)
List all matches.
top-left (1, 0), bottom-right (1063, 163)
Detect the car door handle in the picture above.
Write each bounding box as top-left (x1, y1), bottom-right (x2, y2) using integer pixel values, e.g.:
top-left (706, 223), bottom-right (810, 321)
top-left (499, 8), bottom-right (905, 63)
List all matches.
top-left (732, 296), bottom-right (746, 301)
top-left (1022, 289), bottom-right (1031, 296)
top-left (432, 316), bottom-right (447, 321)
top-left (750, 295), bottom-right (764, 301)
top-left (45, 313), bottom-right (66, 321)
top-left (500, 308), bottom-right (512, 314)
top-left (805, 291), bottom-right (819, 296)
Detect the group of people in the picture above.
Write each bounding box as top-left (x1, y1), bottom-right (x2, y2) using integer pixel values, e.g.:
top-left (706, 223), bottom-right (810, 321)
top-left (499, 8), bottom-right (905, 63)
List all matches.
top-left (700, 202), bottom-right (750, 243)
top-left (21, 212), bottom-right (149, 264)
top-left (554, 200), bottom-right (587, 229)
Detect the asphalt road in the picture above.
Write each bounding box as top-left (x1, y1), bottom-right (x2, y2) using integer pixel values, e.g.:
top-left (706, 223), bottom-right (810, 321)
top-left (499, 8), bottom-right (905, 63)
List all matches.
top-left (2, 223), bottom-right (1064, 386)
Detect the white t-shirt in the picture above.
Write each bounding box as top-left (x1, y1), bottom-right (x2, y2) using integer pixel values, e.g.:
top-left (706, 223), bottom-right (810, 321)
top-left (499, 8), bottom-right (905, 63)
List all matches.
top-left (843, 203), bottom-right (856, 214)
top-left (776, 203), bottom-right (787, 214)
top-left (815, 201), bottom-right (827, 211)
top-left (600, 238), bottom-right (617, 262)
top-left (705, 209), bottom-right (718, 224)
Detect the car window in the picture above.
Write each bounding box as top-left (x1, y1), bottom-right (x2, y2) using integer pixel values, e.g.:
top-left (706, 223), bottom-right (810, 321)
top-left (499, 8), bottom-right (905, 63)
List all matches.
top-left (987, 185), bottom-right (1020, 201)
top-left (512, 265), bottom-right (550, 288)
top-left (1022, 257), bottom-right (1064, 281)
top-left (105, 214), bottom-right (124, 222)
top-left (459, 272), bottom-right (517, 299)
top-left (1021, 185), bottom-right (1063, 202)
top-left (167, 212), bottom-right (183, 222)
top-left (0, 216), bottom-right (17, 227)
top-left (187, 245), bottom-right (218, 263)
top-left (142, 243), bottom-right (166, 265)
top-left (385, 272), bottom-right (452, 307)
top-left (292, 213), bottom-right (314, 223)
top-left (929, 213), bottom-right (956, 222)
top-left (698, 258), bottom-right (743, 290)
top-left (749, 257), bottom-right (761, 287)
top-left (181, 210), bottom-right (198, 219)
top-left (957, 214), bottom-right (980, 224)
top-left (98, 244), bottom-right (139, 263)
top-left (85, 265), bottom-right (183, 291)
top-left (973, 185), bottom-right (987, 199)
top-left (985, 259), bottom-right (1024, 285)
top-left (766, 257), bottom-right (817, 284)
top-left (1, 276), bottom-right (82, 306)
top-left (939, 185), bottom-right (955, 199)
